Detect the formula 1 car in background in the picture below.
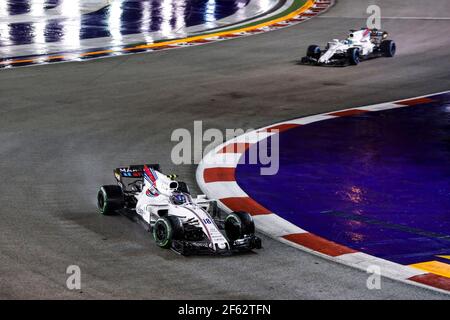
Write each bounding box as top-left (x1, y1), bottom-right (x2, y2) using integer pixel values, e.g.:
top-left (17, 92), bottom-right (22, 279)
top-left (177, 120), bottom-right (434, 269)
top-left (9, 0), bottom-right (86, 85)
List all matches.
top-left (97, 164), bottom-right (261, 255)
top-left (301, 28), bottom-right (396, 66)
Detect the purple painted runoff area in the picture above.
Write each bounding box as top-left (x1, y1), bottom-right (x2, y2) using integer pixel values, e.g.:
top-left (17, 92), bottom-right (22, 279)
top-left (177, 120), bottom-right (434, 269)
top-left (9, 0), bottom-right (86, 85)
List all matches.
top-left (236, 93), bottom-right (450, 266)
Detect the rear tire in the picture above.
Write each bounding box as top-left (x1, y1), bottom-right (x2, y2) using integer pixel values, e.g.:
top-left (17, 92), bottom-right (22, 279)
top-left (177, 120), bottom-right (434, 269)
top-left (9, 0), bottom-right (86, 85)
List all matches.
top-left (347, 47), bottom-right (360, 65)
top-left (97, 185), bottom-right (124, 215)
top-left (224, 211), bottom-right (255, 241)
top-left (380, 40), bottom-right (396, 57)
top-left (306, 45), bottom-right (321, 59)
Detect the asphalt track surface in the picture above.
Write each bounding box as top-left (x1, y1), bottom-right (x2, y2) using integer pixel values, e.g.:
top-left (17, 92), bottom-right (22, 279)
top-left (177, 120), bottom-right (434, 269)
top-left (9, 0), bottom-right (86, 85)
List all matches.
top-left (1, 0), bottom-right (450, 299)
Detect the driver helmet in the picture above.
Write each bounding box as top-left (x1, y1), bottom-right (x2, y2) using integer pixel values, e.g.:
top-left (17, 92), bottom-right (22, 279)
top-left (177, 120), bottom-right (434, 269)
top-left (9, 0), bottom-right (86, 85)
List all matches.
top-left (171, 192), bottom-right (187, 205)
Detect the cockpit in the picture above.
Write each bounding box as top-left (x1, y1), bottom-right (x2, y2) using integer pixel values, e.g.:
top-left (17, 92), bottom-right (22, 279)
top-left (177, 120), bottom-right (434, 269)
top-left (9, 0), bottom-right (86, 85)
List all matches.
top-left (169, 192), bottom-right (192, 205)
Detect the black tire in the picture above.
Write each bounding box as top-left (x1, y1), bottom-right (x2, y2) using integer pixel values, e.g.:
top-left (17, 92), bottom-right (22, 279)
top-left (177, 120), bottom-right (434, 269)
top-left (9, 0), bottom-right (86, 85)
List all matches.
top-left (224, 211), bottom-right (255, 241)
top-left (380, 40), bottom-right (396, 57)
top-left (153, 216), bottom-right (184, 248)
top-left (166, 216), bottom-right (184, 240)
top-left (347, 47), bottom-right (360, 65)
top-left (97, 185), bottom-right (124, 215)
top-left (177, 181), bottom-right (190, 194)
top-left (306, 45), bottom-right (321, 59)
top-left (153, 217), bottom-right (173, 248)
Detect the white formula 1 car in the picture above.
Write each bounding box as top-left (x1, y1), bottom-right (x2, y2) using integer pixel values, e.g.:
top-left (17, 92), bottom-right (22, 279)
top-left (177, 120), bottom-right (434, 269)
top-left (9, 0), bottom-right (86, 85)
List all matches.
top-left (301, 28), bottom-right (396, 66)
top-left (97, 164), bottom-right (261, 255)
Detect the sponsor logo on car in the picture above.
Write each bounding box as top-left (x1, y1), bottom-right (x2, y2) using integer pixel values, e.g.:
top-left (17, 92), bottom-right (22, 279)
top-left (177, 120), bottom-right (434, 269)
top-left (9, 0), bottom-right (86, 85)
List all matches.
top-left (119, 168), bottom-right (143, 177)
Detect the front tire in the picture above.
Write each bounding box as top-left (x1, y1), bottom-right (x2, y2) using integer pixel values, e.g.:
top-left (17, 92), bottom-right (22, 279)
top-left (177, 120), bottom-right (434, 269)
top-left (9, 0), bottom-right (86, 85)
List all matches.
top-left (224, 211), bottom-right (255, 241)
top-left (97, 185), bottom-right (124, 215)
top-left (380, 40), bottom-right (396, 57)
top-left (153, 216), bottom-right (184, 249)
top-left (347, 47), bottom-right (360, 65)
top-left (306, 45), bottom-right (321, 59)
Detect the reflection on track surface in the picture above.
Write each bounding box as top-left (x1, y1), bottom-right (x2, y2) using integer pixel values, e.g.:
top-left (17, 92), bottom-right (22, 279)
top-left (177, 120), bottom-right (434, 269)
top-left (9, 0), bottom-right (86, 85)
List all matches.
top-left (0, 0), bottom-right (250, 54)
top-left (236, 93), bottom-right (450, 271)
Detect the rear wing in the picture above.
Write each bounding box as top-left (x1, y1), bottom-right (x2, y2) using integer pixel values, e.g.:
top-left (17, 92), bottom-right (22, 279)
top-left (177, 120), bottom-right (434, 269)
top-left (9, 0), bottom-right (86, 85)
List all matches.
top-left (114, 164), bottom-right (161, 182)
top-left (349, 28), bottom-right (388, 37)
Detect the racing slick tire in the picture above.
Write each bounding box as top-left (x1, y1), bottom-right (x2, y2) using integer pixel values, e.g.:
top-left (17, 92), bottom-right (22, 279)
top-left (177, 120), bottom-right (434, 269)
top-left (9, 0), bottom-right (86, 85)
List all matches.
top-left (153, 216), bottom-right (184, 249)
top-left (97, 185), bottom-right (125, 215)
top-left (224, 211), bottom-right (255, 241)
top-left (306, 45), bottom-right (321, 59)
top-left (347, 47), bottom-right (360, 65)
top-left (380, 40), bottom-right (396, 57)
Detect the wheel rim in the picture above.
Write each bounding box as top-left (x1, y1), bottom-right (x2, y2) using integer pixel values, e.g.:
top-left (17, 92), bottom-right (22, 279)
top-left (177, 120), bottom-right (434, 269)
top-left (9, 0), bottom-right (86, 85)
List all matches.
top-left (314, 47), bottom-right (320, 58)
top-left (354, 50), bottom-right (359, 62)
top-left (98, 193), bottom-right (105, 211)
top-left (155, 223), bottom-right (167, 242)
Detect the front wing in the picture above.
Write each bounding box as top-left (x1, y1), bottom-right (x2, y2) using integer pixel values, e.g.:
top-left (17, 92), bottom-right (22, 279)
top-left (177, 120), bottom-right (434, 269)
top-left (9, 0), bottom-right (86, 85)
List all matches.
top-left (300, 55), bottom-right (350, 67)
top-left (171, 235), bottom-right (262, 256)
